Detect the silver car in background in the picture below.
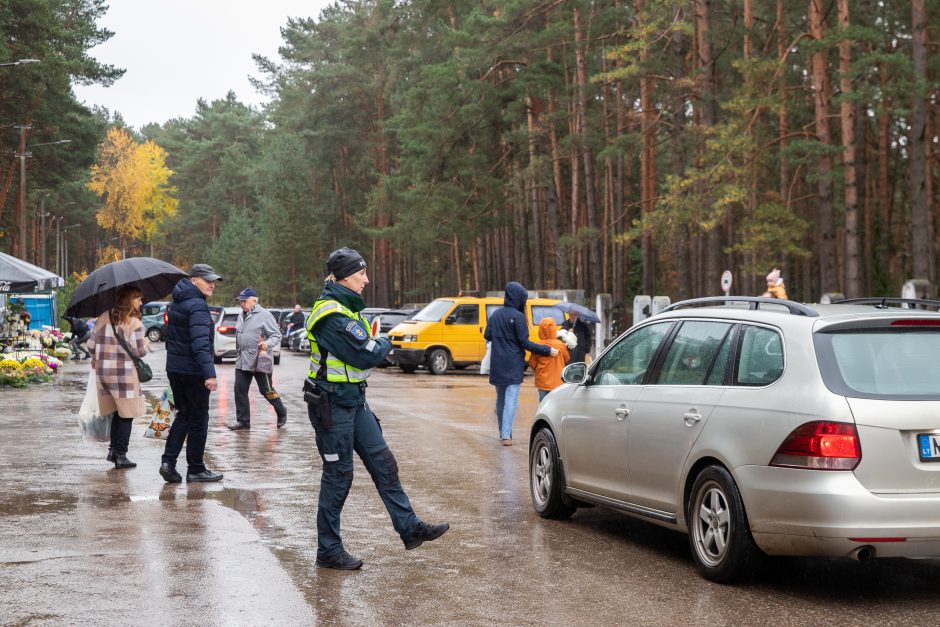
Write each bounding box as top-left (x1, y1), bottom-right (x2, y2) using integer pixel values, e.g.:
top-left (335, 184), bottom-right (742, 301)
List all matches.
top-left (529, 296), bottom-right (940, 581)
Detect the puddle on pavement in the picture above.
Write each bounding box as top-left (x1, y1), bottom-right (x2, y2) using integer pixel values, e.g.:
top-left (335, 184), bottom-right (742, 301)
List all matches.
top-left (158, 486), bottom-right (265, 518)
top-left (0, 493), bottom-right (79, 516)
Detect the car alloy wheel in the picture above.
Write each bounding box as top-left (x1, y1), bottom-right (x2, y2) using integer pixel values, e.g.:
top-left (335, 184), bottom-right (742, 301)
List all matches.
top-left (146, 327), bottom-right (163, 342)
top-left (529, 428), bottom-right (575, 519)
top-left (687, 465), bottom-right (761, 582)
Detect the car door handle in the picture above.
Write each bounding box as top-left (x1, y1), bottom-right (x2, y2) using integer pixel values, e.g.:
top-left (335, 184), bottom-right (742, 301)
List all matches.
top-left (615, 405), bottom-right (630, 421)
top-left (683, 411), bottom-right (702, 426)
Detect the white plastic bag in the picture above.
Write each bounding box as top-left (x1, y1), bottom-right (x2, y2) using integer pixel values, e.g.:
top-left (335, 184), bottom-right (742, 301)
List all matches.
top-left (143, 387), bottom-right (176, 439)
top-left (480, 342), bottom-right (492, 375)
top-left (78, 370), bottom-right (110, 442)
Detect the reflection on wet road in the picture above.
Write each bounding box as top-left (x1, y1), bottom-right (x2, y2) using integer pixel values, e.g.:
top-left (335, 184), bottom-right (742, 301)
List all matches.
top-left (0, 346), bottom-right (938, 624)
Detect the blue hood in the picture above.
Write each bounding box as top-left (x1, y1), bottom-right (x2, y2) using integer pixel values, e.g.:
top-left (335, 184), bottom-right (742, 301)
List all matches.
top-left (503, 281), bottom-right (528, 313)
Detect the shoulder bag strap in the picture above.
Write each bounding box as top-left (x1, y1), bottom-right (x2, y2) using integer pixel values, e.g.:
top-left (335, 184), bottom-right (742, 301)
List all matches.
top-left (111, 317), bottom-right (142, 365)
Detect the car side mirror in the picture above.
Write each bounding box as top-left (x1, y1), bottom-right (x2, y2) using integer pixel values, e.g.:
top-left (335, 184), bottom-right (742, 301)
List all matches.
top-left (445, 315), bottom-right (456, 325)
top-left (562, 362), bottom-right (588, 384)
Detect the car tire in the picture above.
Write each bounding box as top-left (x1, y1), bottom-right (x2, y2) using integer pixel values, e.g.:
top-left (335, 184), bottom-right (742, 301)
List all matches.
top-left (213, 355), bottom-right (222, 364)
top-left (146, 327), bottom-right (163, 342)
top-left (687, 465), bottom-right (762, 583)
top-left (427, 348), bottom-right (450, 375)
top-left (530, 427), bottom-right (576, 520)
top-left (401, 364), bottom-right (418, 374)
top-left (274, 354), bottom-right (280, 365)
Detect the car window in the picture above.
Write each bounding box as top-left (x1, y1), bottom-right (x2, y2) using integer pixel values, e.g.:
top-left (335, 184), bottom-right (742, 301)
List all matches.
top-left (450, 304), bottom-right (480, 325)
top-left (531, 305), bottom-right (565, 325)
top-left (221, 313), bottom-right (239, 326)
top-left (486, 304), bottom-right (499, 320)
top-left (413, 300), bottom-right (454, 322)
top-left (736, 325), bottom-right (784, 386)
top-left (657, 321), bottom-right (734, 386)
top-left (591, 321), bottom-right (672, 385)
top-left (141, 304), bottom-right (163, 317)
top-left (816, 328), bottom-right (940, 398)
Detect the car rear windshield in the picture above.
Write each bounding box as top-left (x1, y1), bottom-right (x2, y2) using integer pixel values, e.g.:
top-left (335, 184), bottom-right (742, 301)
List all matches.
top-left (413, 300), bottom-right (454, 322)
top-left (815, 327), bottom-right (940, 399)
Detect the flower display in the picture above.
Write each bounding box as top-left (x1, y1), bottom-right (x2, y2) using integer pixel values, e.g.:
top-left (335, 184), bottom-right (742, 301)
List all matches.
top-left (0, 359), bottom-right (23, 371)
top-left (22, 357), bottom-right (46, 369)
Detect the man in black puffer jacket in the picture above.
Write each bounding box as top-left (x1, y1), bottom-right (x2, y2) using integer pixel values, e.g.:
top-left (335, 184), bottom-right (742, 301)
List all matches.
top-left (159, 263), bottom-right (224, 484)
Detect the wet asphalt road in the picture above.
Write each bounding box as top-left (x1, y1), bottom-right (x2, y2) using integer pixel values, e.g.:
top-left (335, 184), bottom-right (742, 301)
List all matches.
top-left (1, 346), bottom-right (940, 626)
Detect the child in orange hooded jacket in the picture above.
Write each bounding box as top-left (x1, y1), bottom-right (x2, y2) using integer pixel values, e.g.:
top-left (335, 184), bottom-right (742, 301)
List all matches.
top-left (528, 318), bottom-right (570, 401)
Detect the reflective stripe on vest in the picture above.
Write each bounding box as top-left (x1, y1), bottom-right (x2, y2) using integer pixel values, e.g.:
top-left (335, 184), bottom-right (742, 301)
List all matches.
top-left (305, 298), bottom-right (372, 383)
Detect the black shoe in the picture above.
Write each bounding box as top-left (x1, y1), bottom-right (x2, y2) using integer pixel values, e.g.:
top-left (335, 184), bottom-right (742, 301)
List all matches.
top-left (114, 453), bottom-right (136, 469)
top-left (277, 413), bottom-right (287, 428)
top-left (228, 422), bottom-right (250, 431)
top-left (402, 522), bottom-right (450, 550)
top-left (106, 448), bottom-right (115, 462)
top-left (159, 463), bottom-right (182, 483)
top-left (316, 551), bottom-right (363, 570)
top-left (187, 469), bottom-right (223, 483)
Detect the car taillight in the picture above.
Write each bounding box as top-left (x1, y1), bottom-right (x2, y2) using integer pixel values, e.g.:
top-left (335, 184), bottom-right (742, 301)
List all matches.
top-left (163, 311), bottom-right (168, 324)
top-left (218, 325), bottom-right (234, 335)
top-left (770, 421), bottom-right (861, 470)
top-left (890, 319), bottom-right (940, 326)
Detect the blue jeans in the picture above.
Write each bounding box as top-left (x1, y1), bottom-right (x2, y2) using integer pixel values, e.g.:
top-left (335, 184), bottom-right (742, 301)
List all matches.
top-left (310, 399), bottom-right (419, 558)
top-left (494, 383), bottom-right (521, 440)
top-left (538, 388), bottom-right (550, 401)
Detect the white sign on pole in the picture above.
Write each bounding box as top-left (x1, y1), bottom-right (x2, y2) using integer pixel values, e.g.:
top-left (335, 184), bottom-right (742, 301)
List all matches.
top-left (720, 270), bottom-right (733, 295)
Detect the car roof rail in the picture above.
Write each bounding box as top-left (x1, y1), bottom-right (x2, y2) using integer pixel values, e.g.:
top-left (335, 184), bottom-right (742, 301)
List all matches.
top-left (659, 296), bottom-right (819, 317)
top-left (833, 297), bottom-right (940, 310)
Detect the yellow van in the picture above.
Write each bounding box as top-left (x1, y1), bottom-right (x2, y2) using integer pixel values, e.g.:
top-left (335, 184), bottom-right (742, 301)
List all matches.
top-left (386, 296), bottom-right (565, 374)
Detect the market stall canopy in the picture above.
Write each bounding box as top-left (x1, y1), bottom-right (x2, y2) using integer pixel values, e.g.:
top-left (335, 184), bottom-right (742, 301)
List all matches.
top-left (0, 252), bottom-right (64, 293)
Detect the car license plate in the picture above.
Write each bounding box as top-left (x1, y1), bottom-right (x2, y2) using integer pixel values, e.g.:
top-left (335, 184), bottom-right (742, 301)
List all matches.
top-left (917, 434), bottom-right (940, 462)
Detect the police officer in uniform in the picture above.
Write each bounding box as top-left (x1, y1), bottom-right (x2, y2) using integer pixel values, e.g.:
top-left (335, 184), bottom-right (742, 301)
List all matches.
top-left (305, 247), bottom-right (449, 570)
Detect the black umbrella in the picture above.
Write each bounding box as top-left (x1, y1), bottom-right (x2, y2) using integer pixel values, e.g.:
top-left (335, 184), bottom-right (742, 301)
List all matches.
top-left (66, 257), bottom-right (188, 318)
top-left (557, 301), bottom-right (601, 324)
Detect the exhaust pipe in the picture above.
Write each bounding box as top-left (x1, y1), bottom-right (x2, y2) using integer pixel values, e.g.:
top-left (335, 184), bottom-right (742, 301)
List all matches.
top-left (851, 545), bottom-right (876, 562)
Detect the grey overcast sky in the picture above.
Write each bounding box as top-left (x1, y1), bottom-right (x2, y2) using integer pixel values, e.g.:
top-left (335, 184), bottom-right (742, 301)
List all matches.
top-left (73, 0), bottom-right (333, 130)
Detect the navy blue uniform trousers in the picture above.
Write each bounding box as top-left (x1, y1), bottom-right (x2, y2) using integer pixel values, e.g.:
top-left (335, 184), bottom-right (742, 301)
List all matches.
top-left (310, 399), bottom-right (418, 558)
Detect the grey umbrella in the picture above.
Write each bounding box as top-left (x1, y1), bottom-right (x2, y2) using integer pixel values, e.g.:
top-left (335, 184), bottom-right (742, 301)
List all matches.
top-left (556, 301), bottom-right (601, 323)
top-left (65, 257), bottom-right (188, 318)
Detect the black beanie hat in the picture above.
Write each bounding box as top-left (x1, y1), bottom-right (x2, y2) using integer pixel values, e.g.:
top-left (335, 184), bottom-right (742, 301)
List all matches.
top-left (327, 247), bottom-right (367, 280)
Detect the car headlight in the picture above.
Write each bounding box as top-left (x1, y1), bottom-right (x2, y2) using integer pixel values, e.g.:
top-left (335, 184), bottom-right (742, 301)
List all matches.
top-left (403, 334), bottom-right (417, 342)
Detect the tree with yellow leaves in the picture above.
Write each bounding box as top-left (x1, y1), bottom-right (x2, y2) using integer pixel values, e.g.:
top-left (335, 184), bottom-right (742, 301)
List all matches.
top-left (88, 127), bottom-right (178, 257)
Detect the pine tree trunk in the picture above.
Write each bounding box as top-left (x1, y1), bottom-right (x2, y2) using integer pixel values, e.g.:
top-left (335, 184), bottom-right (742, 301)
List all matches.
top-left (839, 0), bottom-right (861, 297)
top-left (809, 0), bottom-right (836, 294)
top-left (910, 0), bottom-right (930, 279)
top-left (573, 6), bottom-right (601, 295)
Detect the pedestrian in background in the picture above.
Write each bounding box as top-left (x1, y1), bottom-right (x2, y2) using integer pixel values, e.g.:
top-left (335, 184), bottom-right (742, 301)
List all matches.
top-left (562, 310), bottom-right (593, 364)
top-left (88, 285), bottom-right (148, 469)
top-left (160, 263), bottom-right (224, 484)
top-left (528, 317), bottom-right (570, 401)
top-left (484, 281), bottom-right (557, 446)
top-left (286, 304), bottom-right (305, 336)
top-left (762, 268), bottom-right (788, 299)
top-left (228, 287), bottom-right (286, 430)
top-left (63, 313), bottom-right (91, 360)
top-left (305, 247), bottom-right (449, 570)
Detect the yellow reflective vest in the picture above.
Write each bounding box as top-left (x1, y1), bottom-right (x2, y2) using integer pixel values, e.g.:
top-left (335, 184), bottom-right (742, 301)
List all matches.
top-left (305, 299), bottom-right (373, 383)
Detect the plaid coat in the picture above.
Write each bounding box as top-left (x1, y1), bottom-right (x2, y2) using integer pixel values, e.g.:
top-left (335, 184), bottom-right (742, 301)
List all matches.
top-left (89, 312), bottom-right (148, 418)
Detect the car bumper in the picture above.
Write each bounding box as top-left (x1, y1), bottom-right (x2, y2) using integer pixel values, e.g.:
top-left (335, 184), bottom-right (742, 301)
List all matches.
top-left (735, 465), bottom-right (940, 558)
top-left (386, 347), bottom-right (424, 367)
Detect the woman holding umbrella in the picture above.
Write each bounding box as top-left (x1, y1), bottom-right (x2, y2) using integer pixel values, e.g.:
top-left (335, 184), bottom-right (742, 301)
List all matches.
top-left (88, 285), bottom-right (149, 469)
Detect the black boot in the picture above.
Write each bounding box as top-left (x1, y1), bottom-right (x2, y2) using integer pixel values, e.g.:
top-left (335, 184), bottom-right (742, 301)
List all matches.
top-left (107, 413), bottom-right (120, 463)
top-left (112, 416), bottom-right (135, 469)
top-left (106, 447), bottom-right (115, 462)
top-left (114, 453), bottom-right (137, 469)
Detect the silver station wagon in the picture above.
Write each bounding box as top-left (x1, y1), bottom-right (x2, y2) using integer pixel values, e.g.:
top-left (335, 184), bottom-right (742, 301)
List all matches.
top-left (529, 296), bottom-right (940, 582)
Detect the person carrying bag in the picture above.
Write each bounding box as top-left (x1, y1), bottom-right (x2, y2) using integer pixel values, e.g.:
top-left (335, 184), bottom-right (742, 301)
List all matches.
top-left (88, 286), bottom-right (150, 469)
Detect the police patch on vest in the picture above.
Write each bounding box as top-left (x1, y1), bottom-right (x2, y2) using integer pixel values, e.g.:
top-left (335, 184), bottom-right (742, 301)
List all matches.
top-left (346, 320), bottom-right (367, 340)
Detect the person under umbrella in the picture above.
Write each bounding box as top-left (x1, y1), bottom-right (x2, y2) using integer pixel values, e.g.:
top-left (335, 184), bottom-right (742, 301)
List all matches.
top-left (87, 285), bottom-right (149, 469)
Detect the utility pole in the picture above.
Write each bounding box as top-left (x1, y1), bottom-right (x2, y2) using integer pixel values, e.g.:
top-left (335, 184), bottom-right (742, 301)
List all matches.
top-left (14, 124), bottom-right (29, 259)
top-left (39, 195), bottom-right (48, 268)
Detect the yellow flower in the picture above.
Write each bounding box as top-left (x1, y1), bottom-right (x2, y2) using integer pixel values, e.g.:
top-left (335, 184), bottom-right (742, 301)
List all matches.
top-left (22, 357), bottom-right (46, 369)
top-left (0, 359), bottom-right (23, 370)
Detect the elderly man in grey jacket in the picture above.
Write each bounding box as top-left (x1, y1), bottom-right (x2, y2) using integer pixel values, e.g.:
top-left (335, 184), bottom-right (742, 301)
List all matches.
top-left (228, 288), bottom-right (287, 430)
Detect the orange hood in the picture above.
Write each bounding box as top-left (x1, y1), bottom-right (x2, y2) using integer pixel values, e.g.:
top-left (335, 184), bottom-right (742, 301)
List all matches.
top-left (538, 317), bottom-right (558, 340)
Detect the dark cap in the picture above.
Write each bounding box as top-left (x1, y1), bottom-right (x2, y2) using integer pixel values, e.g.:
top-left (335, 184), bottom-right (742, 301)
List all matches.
top-left (189, 263), bottom-right (222, 282)
top-left (327, 247), bottom-right (367, 281)
top-left (235, 287), bottom-right (258, 301)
